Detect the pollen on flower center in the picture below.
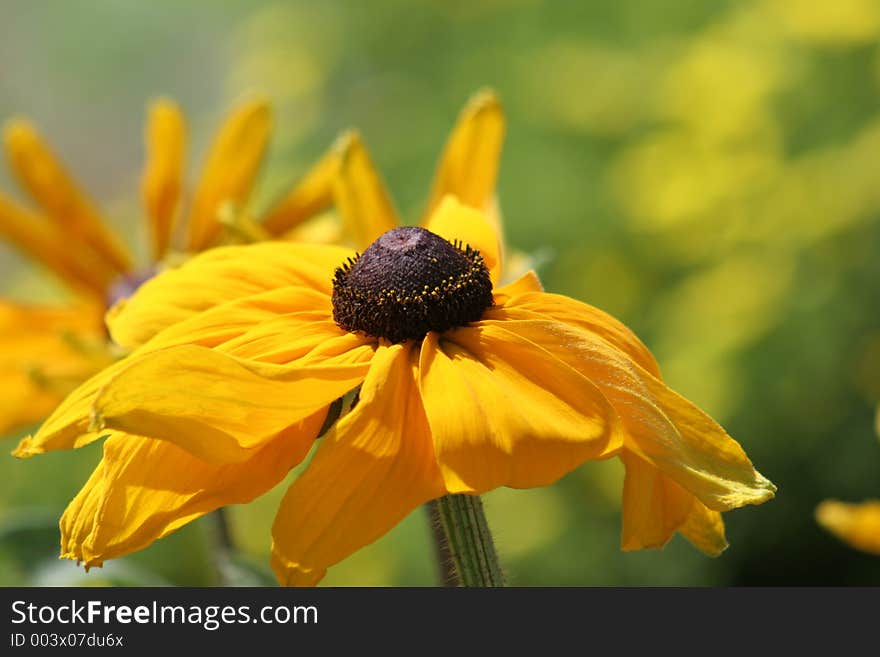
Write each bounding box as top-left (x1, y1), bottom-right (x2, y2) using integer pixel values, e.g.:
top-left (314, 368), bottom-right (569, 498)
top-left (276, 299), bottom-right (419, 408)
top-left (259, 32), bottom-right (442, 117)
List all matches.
top-left (332, 226), bottom-right (494, 343)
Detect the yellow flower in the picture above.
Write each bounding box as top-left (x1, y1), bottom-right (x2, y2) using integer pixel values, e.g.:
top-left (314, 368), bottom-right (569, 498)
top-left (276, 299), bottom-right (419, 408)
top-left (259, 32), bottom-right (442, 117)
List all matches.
top-left (17, 195), bottom-right (775, 586)
top-left (260, 88), bottom-right (506, 257)
top-left (816, 500), bottom-right (880, 555)
top-left (0, 97), bottom-right (318, 435)
top-left (815, 413), bottom-right (880, 556)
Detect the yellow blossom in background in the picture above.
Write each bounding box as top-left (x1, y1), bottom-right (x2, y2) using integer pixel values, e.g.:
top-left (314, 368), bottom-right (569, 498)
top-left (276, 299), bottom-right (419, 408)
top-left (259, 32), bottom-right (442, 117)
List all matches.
top-left (764, 0), bottom-right (880, 45)
top-left (16, 194), bottom-right (775, 585)
top-left (815, 402), bottom-right (880, 557)
top-left (0, 100), bottom-right (282, 434)
top-left (0, 303), bottom-right (107, 436)
top-left (518, 40), bottom-right (671, 137)
top-left (0, 96), bottom-right (356, 436)
top-left (816, 500), bottom-right (880, 555)
top-left (605, 0), bottom-right (880, 427)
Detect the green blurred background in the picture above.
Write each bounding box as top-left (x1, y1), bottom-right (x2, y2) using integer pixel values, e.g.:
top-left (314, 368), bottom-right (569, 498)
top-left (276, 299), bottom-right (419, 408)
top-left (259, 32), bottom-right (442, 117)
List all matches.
top-left (2, 0), bottom-right (880, 586)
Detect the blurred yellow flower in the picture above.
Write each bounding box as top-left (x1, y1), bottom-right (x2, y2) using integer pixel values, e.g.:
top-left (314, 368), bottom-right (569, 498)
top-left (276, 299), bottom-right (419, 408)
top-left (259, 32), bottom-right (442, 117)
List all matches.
top-left (17, 196), bottom-right (775, 585)
top-left (816, 500), bottom-right (880, 555)
top-left (765, 0), bottom-right (880, 45)
top-left (815, 409), bottom-right (880, 556)
top-left (0, 96), bottom-right (326, 435)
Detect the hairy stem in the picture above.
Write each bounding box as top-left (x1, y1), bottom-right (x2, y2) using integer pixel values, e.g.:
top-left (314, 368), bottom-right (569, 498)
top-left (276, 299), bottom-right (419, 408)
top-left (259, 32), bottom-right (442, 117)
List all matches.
top-left (430, 494), bottom-right (505, 587)
top-left (424, 499), bottom-right (461, 586)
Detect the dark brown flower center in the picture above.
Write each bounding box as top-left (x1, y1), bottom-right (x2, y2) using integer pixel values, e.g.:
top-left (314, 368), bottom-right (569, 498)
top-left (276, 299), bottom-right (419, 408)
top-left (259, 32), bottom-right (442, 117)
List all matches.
top-left (332, 226), bottom-right (494, 343)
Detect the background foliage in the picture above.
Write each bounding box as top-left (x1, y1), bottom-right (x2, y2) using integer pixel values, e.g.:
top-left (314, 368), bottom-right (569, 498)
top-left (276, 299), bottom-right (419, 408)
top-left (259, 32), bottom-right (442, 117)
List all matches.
top-left (1, 0), bottom-right (879, 585)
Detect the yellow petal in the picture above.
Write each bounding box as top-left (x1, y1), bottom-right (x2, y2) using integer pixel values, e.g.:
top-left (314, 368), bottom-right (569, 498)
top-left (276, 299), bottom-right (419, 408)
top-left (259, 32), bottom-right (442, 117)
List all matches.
top-left (0, 191), bottom-right (111, 296)
top-left (419, 324), bottom-right (620, 494)
top-left (492, 270), bottom-right (544, 305)
top-left (620, 450), bottom-right (694, 551)
top-left (90, 344), bottom-right (372, 464)
top-left (332, 131), bottom-right (400, 248)
top-left (62, 420), bottom-right (321, 567)
top-left (132, 286), bottom-right (335, 357)
top-left (17, 293), bottom-right (373, 458)
top-left (0, 301), bottom-right (105, 435)
top-left (422, 195), bottom-right (502, 285)
top-left (3, 118), bottom-right (132, 274)
top-left (128, 282), bottom-right (370, 367)
top-left (13, 356), bottom-right (128, 458)
top-left (141, 99), bottom-right (186, 261)
top-left (489, 317), bottom-right (776, 511)
top-left (271, 343), bottom-right (445, 586)
top-left (260, 133), bottom-right (346, 237)
top-left (423, 89), bottom-right (505, 224)
top-left (816, 499), bottom-right (880, 555)
top-left (60, 456), bottom-right (106, 565)
top-left (106, 242), bottom-right (353, 350)
top-left (217, 311), bottom-right (365, 365)
top-left (679, 498), bottom-right (728, 557)
top-left (185, 99), bottom-right (272, 251)
top-left (488, 291), bottom-right (661, 377)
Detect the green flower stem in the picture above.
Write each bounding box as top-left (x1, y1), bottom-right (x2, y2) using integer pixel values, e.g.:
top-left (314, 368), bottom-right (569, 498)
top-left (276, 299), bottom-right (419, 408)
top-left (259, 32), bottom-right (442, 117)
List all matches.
top-left (424, 500), bottom-right (461, 587)
top-left (428, 494), bottom-right (506, 587)
top-left (211, 507), bottom-right (236, 585)
top-left (213, 507), bottom-right (235, 553)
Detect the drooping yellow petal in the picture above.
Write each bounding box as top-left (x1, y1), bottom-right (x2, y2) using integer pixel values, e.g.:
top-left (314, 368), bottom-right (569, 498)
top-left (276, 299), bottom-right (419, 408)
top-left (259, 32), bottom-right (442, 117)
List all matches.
top-left (488, 292), bottom-right (661, 377)
top-left (620, 450), bottom-right (695, 551)
top-left (489, 316), bottom-right (776, 511)
top-left (3, 119), bottom-right (132, 274)
top-left (419, 325), bottom-right (621, 494)
top-left (271, 343), bottom-right (445, 586)
top-left (260, 133), bottom-right (348, 237)
top-left (90, 344), bottom-right (372, 464)
top-left (621, 449), bottom-right (728, 556)
top-left (141, 99), bottom-right (186, 261)
top-left (106, 242), bottom-right (353, 349)
top-left (185, 99), bottom-right (272, 251)
top-left (422, 195), bottom-right (502, 284)
top-left (62, 419), bottom-right (322, 568)
top-left (16, 291), bottom-right (374, 458)
top-left (0, 191), bottom-right (111, 296)
top-left (679, 497), bottom-right (728, 557)
top-left (332, 131), bottom-right (400, 248)
top-left (60, 456), bottom-right (105, 564)
top-left (423, 89), bottom-right (505, 225)
top-left (0, 301), bottom-right (106, 435)
top-left (621, 451), bottom-right (692, 551)
top-left (816, 499), bottom-right (880, 555)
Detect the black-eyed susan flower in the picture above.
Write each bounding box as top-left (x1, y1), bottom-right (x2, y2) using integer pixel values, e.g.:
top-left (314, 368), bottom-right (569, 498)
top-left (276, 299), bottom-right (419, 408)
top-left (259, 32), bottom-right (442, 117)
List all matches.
top-left (0, 97), bottom-right (328, 435)
top-left (16, 195), bottom-right (776, 586)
